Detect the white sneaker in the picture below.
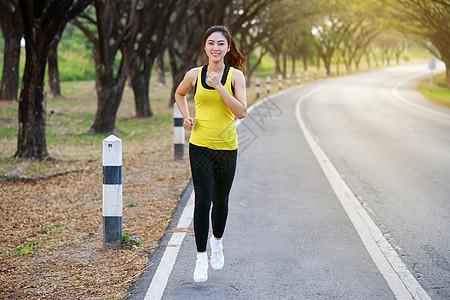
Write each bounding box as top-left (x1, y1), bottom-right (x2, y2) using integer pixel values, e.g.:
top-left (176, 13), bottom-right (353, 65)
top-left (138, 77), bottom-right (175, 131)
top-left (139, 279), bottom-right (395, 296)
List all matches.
top-left (193, 258), bottom-right (208, 282)
top-left (210, 237), bottom-right (224, 271)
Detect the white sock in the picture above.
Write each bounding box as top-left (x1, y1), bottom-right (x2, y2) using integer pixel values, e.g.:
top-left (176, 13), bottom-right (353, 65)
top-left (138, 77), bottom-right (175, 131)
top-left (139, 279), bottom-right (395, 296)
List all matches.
top-left (211, 237), bottom-right (222, 249)
top-left (197, 252), bottom-right (208, 261)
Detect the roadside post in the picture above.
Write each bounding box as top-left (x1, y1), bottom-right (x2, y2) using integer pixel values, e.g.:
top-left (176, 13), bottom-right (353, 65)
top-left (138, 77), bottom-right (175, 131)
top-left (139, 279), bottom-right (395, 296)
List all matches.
top-left (173, 103), bottom-right (185, 159)
top-left (266, 76), bottom-right (271, 94)
top-left (102, 135), bottom-right (122, 249)
top-left (305, 71), bottom-right (309, 81)
top-left (256, 77), bottom-right (261, 98)
top-left (428, 58), bottom-right (437, 92)
top-left (278, 74), bottom-right (283, 90)
top-left (287, 73), bottom-right (291, 86)
top-left (297, 72), bottom-right (301, 84)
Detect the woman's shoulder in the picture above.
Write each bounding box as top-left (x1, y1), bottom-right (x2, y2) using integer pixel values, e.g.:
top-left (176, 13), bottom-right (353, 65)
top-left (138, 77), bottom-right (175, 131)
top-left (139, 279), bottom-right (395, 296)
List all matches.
top-left (231, 67), bottom-right (245, 82)
top-left (186, 67), bottom-right (201, 77)
top-left (184, 67), bottom-right (202, 84)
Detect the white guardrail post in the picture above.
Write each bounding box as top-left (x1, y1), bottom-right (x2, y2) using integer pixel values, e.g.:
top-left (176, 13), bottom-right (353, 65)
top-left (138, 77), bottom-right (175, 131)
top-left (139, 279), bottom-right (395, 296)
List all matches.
top-left (256, 77), bottom-right (261, 98)
top-left (173, 103), bottom-right (185, 159)
top-left (102, 135), bottom-right (122, 249)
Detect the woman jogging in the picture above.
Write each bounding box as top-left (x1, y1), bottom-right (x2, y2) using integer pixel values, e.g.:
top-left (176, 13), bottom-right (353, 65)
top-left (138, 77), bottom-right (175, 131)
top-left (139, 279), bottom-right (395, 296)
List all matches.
top-left (174, 25), bottom-right (247, 283)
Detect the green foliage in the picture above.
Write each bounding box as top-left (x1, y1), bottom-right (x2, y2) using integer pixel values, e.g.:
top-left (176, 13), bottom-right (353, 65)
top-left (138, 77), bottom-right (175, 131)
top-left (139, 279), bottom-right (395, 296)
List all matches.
top-left (122, 232), bottom-right (141, 247)
top-left (13, 240), bottom-right (40, 255)
top-left (417, 73), bottom-right (450, 109)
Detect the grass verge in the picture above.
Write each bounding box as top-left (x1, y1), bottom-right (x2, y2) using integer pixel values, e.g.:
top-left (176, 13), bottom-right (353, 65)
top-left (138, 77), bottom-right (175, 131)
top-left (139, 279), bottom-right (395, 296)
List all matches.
top-left (416, 72), bottom-right (450, 109)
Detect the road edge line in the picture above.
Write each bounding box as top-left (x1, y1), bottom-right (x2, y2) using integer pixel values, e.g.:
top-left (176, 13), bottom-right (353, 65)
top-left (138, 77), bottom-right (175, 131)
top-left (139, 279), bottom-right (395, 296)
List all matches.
top-left (295, 89), bottom-right (431, 300)
top-left (144, 192), bottom-right (194, 300)
top-left (391, 71), bottom-right (450, 121)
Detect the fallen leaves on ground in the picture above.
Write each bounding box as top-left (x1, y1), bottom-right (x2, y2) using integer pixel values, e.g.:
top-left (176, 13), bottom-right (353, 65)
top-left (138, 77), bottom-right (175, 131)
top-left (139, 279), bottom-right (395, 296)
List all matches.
top-left (0, 137), bottom-right (191, 299)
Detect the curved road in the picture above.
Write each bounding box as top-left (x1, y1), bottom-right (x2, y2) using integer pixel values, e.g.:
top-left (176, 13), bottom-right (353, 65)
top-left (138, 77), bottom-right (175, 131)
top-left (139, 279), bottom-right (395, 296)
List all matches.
top-left (301, 63), bottom-right (449, 299)
top-left (129, 63), bottom-right (449, 300)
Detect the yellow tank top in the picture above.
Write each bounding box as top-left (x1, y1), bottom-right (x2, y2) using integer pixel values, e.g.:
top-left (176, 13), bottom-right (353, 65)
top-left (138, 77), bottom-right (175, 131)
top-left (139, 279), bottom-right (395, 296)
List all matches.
top-left (190, 65), bottom-right (238, 150)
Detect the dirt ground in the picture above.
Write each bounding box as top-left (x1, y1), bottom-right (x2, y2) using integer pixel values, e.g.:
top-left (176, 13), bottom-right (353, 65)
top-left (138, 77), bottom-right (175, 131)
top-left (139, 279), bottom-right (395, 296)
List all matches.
top-left (0, 135), bottom-right (192, 299)
top-left (0, 78), bottom-right (197, 299)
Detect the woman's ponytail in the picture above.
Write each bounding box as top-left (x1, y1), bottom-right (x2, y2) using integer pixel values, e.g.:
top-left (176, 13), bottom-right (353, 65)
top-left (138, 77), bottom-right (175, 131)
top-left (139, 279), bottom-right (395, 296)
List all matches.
top-left (225, 36), bottom-right (246, 75)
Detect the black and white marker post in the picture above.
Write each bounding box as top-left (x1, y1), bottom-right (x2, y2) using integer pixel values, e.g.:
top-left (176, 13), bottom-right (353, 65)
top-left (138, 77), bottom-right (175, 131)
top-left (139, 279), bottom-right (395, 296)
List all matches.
top-left (256, 77), bottom-right (261, 98)
top-left (173, 103), bottom-right (185, 159)
top-left (266, 76), bottom-right (271, 94)
top-left (102, 135), bottom-right (122, 249)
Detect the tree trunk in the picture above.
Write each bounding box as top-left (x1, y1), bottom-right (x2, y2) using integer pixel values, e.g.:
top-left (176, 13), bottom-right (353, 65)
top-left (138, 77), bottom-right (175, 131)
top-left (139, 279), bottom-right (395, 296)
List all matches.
top-left (291, 56), bottom-right (296, 74)
top-left (446, 61), bottom-right (450, 89)
top-left (47, 42), bottom-right (62, 98)
top-left (274, 54), bottom-right (281, 75)
top-left (168, 42), bottom-right (196, 106)
top-left (157, 51), bottom-right (166, 86)
top-left (366, 51), bottom-right (371, 68)
top-left (282, 51), bottom-right (287, 77)
top-left (130, 55), bottom-right (154, 118)
top-left (0, 33), bottom-right (22, 101)
top-left (303, 55), bottom-right (308, 71)
top-left (169, 67), bottom-right (185, 107)
top-left (335, 57), bottom-right (340, 76)
top-left (90, 81), bottom-right (123, 133)
top-left (15, 43), bottom-right (49, 159)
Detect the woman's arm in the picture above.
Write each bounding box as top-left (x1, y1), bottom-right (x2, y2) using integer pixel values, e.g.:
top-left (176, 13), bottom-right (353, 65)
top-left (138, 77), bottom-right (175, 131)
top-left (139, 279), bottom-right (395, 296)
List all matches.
top-left (174, 68), bottom-right (199, 131)
top-left (206, 69), bottom-right (247, 119)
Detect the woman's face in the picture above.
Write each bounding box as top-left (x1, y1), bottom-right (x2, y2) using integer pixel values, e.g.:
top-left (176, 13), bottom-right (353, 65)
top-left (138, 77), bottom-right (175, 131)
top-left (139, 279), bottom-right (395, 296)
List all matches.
top-left (204, 31), bottom-right (230, 63)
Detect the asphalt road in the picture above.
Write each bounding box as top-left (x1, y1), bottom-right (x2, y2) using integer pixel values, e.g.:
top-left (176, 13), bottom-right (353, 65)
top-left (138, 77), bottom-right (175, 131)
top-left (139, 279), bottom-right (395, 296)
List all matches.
top-left (129, 63), bottom-right (449, 299)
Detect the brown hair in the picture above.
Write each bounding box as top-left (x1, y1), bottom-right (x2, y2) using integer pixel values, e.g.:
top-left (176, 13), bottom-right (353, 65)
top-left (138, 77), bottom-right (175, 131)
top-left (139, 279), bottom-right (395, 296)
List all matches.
top-left (203, 25), bottom-right (245, 74)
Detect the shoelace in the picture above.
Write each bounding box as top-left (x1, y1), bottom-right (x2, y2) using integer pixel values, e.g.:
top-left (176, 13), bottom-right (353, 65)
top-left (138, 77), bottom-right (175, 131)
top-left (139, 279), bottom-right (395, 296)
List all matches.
top-left (212, 249), bottom-right (224, 262)
top-left (196, 260), bottom-right (208, 273)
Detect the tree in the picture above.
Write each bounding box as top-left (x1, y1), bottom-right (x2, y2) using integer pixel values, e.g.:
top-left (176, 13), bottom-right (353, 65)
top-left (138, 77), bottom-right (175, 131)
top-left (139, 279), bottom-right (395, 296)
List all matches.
top-left (15, 0), bottom-right (92, 159)
top-left (128, 0), bottom-right (177, 118)
top-left (74, 0), bottom-right (174, 133)
top-left (374, 34), bottom-right (405, 66)
top-left (312, 17), bottom-right (345, 75)
top-left (378, 0), bottom-right (450, 88)
top-left (0, 0), bottom-right (23, 102)
top-left (339, 21), bottom-right (379, 72)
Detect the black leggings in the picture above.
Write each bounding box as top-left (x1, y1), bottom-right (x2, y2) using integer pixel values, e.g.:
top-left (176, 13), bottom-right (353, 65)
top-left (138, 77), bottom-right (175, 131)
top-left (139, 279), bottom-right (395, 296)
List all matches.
top-left (189, 143), bottom-right (237, 252)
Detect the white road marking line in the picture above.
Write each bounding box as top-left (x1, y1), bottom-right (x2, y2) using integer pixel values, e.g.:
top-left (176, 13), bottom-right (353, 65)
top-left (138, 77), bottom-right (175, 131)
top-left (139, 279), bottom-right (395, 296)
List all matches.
top-left (401, 124), bottom-right (414, 132)
top-left (392, 77), bottom-right (450, 121)
top-left (144, 193), bottom-right (194, 300)
top-left (295, 88), bottom-right (431, 300)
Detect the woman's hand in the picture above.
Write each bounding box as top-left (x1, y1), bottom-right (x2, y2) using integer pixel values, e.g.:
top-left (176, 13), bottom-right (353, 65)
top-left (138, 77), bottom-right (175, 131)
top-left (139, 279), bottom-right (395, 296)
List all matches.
top-left (206, 71), bottom-right (221, 89)
top-left (184, 117), bottom-right (195, 131)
